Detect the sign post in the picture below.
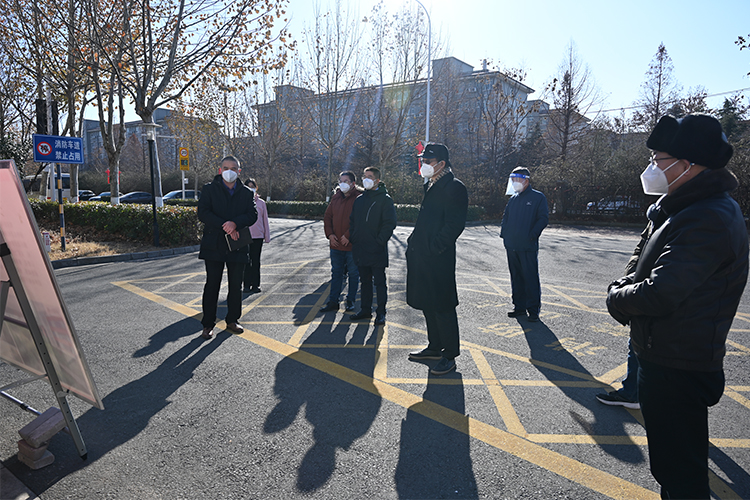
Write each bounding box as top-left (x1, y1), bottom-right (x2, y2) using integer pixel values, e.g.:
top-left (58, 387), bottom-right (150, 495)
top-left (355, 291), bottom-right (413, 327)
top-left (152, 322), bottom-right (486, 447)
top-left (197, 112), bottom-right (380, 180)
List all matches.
top-left (179, 147), bottom-right (190, 200)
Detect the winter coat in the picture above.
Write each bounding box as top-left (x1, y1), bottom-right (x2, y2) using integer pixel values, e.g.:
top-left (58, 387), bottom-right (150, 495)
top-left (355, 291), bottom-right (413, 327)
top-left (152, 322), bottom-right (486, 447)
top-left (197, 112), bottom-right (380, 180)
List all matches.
top-left (406, 170), bottom-right (468, 310)
top-left (500, 186), bottom-right (549, 251)
top-left (607, 168), bottom-right (749, 372)
top-left (349, 182), bottom-right (397, 268)
top-left (249, 194), bottom-right (270, 243)
top-left (198, 175), bottom-right (258, 263)
top-left (323, 186), bottom-right (362, 252)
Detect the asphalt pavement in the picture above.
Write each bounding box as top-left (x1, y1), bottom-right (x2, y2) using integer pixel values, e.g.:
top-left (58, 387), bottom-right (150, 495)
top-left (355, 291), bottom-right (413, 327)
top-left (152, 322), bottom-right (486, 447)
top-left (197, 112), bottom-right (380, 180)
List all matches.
top-left (1, 218), bottom-right (749, 499)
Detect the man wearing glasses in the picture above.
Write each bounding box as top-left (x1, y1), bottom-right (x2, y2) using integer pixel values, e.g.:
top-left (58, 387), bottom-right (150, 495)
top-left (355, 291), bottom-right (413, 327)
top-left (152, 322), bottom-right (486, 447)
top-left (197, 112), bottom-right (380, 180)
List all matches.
top-left (607, 114), bottom-right (747, 498)
top-left (500, 166), bottom-right (549, 322)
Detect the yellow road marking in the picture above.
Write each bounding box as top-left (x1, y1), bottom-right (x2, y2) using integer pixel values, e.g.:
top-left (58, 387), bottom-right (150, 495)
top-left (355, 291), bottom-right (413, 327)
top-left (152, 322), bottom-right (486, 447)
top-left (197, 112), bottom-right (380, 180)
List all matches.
top-left (598, 362), bottom-right (628, 385)
top-left (301, 344), bottom-right (374, 349)
top-left (528, 434), bottom-right (648, 445)
top-left (727, 339), bottom-right (750, 354)
top-left (482, 277), bottom-right (510, 297)
top-left (545, 284), bottom-right (594, 312)
top-left (724, 389), bottom-right (750, 411)
top-left (498, 380), bottom-right (607, 388)
top-left (470, 348), bottom-right (526, 436)
top-left (236, 327), bottom-right (658, 500)
top-left (112, 281), bottom-right (201, 318)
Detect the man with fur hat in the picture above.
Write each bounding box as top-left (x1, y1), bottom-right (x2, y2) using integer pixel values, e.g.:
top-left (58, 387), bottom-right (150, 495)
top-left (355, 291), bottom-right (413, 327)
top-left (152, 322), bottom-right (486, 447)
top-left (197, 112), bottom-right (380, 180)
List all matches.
top-left (607, 114), bottom-right (748, 498)
top-left (500, 166), bottom-right (549, 322)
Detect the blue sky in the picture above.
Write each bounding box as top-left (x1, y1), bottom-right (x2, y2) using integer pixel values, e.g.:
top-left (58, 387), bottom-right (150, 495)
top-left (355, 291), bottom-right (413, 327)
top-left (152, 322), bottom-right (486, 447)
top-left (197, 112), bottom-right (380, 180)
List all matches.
top-left (284, 0), bottom-right (750, 116)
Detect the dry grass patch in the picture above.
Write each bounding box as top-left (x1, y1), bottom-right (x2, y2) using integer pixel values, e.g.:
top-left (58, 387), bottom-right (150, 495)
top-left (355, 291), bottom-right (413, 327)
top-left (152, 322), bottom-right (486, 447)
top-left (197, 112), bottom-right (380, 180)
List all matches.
top-left (39, 225), bottom-right (162, 261)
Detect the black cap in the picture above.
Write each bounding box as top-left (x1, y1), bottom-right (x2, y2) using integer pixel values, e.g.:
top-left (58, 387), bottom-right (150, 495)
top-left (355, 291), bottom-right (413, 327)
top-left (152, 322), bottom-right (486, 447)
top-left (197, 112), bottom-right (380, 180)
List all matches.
top-left (646, 114), bottom-right (733, 169)
top-left (418, 143), bottom-right (450, 163)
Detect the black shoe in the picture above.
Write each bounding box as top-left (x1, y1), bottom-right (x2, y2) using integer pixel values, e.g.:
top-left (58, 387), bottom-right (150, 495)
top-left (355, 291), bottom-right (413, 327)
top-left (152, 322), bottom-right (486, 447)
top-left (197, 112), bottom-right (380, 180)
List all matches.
top-left (374, 314), bottom-right (386, 325)
top-left (528, 312), bottom-right (540, 322)
top-left (408, 348), bottom-right (442, 360)
top-left (320, 302), bottom-right (338, 313)
top-left (242, 287), bottom-right (252, 293)
top-left (345, 300), bottom-right (356, 312)
top-left (595, 391), bottom-right (640, 410)
top-left (350, 311), bottom-right (372, 321)
top-left (250, 286), bottom-right (262, 294)
top-left (507, 309), bottom-right (526, 318)
top-left (430, 357), bottom-right (457, 376)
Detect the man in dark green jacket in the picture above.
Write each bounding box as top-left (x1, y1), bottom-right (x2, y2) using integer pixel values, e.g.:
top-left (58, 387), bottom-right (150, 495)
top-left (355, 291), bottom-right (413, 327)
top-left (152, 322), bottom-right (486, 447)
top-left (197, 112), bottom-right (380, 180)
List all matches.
top-left (406, 143), bottom-right (468, 376)
top-left (197, 155), bottom-right (257, 339)
top-left (349, 167), bottom-right (397, 325)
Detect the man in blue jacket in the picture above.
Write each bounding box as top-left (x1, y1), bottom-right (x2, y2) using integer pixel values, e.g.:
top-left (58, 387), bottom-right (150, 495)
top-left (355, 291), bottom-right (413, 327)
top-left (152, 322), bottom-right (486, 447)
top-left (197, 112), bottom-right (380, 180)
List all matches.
top-left (197, 156), bottom-right (257, 339)
top-left (500, 167), bottom-right (549, 322)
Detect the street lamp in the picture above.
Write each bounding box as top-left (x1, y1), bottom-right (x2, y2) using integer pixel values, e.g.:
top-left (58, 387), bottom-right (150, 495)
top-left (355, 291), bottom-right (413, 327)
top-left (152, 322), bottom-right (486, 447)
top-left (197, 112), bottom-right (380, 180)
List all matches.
top-left (142, 121), bottom-right (161, 246)
top-left (414, 0), bottom-right (431, 143)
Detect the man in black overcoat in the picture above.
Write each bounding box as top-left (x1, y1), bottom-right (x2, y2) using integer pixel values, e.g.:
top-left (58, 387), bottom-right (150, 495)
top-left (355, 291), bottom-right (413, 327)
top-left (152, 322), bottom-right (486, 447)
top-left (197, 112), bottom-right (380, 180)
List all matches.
top-left (197, 155), bottom-right (257, 339)
top-left (406, 143), bottom-right (468, 376)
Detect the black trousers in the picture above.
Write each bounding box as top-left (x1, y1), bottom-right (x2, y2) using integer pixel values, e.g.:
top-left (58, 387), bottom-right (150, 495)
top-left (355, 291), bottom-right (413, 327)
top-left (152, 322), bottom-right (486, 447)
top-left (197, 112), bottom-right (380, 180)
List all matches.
top-left (505, 248), bottom-right (541, 314)
top-left (202, 260), bottom-right (244, 328)
top-left (358, 265), bottom-right (387, 316)
top-left (243, 238), bottom-right (264, 288)
top-left (423, 307), bottom-right (460, 359)
top-left (638, 357), bottom-right (725, 499)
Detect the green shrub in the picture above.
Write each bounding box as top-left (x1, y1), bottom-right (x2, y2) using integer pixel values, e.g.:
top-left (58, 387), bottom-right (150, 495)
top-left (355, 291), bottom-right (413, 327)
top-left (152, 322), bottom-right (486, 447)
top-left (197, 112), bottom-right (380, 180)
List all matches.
top-left (267, 200), bottom-right (327, 218)
top-left (30, 200), bottom-right (202, 246)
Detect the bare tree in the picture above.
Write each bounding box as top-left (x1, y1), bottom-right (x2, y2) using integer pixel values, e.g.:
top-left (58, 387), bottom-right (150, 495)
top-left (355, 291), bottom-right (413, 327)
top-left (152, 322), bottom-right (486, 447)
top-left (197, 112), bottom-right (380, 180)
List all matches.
top-left (99, 0), bottom-right (291, 206)
top-left (632, 43), bottom-right (681, 130)
top-left (300, 0), bottom-right (366, 200)
top-left (545, 41), bottom-right (603, 161)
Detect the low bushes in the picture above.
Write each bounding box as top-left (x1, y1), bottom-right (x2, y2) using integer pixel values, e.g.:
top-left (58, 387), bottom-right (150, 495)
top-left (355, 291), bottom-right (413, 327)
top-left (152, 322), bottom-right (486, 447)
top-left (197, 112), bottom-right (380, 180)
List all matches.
top-left (30, 199), bottom-right (486, 247)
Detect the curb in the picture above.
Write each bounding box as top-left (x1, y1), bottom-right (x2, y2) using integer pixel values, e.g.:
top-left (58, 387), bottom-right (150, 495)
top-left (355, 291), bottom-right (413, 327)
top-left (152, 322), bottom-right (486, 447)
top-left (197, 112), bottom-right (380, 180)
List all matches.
top-left (51, 245), bottom-right (201, 269)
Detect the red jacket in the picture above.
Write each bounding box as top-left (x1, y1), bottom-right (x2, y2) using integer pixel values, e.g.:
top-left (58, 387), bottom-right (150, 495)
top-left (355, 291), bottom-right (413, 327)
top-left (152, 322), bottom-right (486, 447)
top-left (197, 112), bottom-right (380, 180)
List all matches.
top-left (323, 187), bottom-right (362, 251)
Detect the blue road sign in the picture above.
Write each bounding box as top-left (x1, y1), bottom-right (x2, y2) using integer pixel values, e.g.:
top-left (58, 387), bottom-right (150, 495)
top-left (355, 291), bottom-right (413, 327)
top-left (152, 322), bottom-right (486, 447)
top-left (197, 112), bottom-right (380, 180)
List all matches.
top-left (33, 134), bottom-right (84, 164)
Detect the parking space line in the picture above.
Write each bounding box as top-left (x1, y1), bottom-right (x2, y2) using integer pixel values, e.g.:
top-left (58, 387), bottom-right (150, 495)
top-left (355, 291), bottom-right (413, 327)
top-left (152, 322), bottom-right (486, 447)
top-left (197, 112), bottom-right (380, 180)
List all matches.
top-left (471, 348), bottom-right (526, 436)
top-left (724, 389), bottom-right (750, 411)
top-left (236, 327), bottom-right (658, 500)
top-left (288, 283), bottom-right (330, 346)
top-left (373, 324), bottom-right (388, 381)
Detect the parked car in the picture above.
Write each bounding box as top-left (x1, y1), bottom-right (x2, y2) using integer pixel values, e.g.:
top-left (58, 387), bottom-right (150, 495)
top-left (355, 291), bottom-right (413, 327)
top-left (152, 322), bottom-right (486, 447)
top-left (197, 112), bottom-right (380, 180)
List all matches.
top-left (586, 196), bottom-right (641, 214)
top-left (163, 189), bottom-right (201, 200)
top-left (78, 190), bottom-right (96, 201)
top-left (89, 191), bottom-right (121, 202)
top-left (120, 191), bottom-right (154, 204)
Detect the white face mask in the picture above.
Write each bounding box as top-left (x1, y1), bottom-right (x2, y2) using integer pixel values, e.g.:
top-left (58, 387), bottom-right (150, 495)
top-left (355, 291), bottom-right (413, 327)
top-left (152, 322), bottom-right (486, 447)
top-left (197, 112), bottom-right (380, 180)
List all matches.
top-left (512, 181), bottom-right (525, 193)
top-left (420, 163), bottom-right (434, 179)
top-left (362, 178), bottom-right (375, 190)
top-left (640, 159), bottom-right (686, 195)
top-left (339, 182), bottom-right (351, 193)
top-left (222, 169), bottom-right (238, 183)
top-left (249, 187), bottom-right (257, 194)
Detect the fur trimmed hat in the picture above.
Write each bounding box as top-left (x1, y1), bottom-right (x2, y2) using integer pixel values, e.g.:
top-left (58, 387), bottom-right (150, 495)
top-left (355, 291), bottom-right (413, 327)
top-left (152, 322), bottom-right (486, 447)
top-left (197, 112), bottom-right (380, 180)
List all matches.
top-left (646, 114), bottom-right (733, 169)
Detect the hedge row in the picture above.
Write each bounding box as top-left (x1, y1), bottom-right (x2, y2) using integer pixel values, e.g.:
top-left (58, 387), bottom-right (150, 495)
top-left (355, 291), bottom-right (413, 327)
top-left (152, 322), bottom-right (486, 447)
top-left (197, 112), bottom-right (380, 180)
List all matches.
top-left (30, 200), bottom-right (486, 247)
top-left (30, 201), bottom-right (202, 246)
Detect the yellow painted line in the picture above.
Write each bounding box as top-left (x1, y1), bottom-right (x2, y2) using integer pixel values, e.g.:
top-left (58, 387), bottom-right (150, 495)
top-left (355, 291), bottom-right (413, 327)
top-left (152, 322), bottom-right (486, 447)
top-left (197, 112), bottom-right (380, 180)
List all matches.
top-left (381, 378), bottom-right (486, 385)
top-left (724, 389), bottom-right (750, 411)
top-left (471, 349), bottom-right (526, 436)
top-left (709, 438), bottom-right (750, 448)
top-left (152, 273), bottom-right (202, 293)
top-left (545, 284), bottom-right (594, 312)
top-left (598, 362), bottom-right (628, 385)
top-left (728, 385), bottom-right (750, 391)
top-left (482, 277), bottom-right (511, 297)
top-left (288, 283), bottom-right (331, 346)
top-left (387, 322), bottom-right (601, 382)
top-left (499, 380), bottom-right (607, 388)
top-left (300, 344), bottom-right (374, 349)
top-left (726, 339), bottom-right (750, 354)
top-left (112, 281), bottom-right (200, 318)
top-left (527, 434), bottom-right (648, 446)
top-left (236, 328), bottom-right (658, 500)
top-left (373, 324), bottom-right (389, 380)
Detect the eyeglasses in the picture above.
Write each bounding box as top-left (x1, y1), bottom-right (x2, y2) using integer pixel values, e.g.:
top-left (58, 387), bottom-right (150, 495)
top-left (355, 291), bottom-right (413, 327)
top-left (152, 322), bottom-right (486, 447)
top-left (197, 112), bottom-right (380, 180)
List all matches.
top-left (650, 155), bottom-right (676, 163)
